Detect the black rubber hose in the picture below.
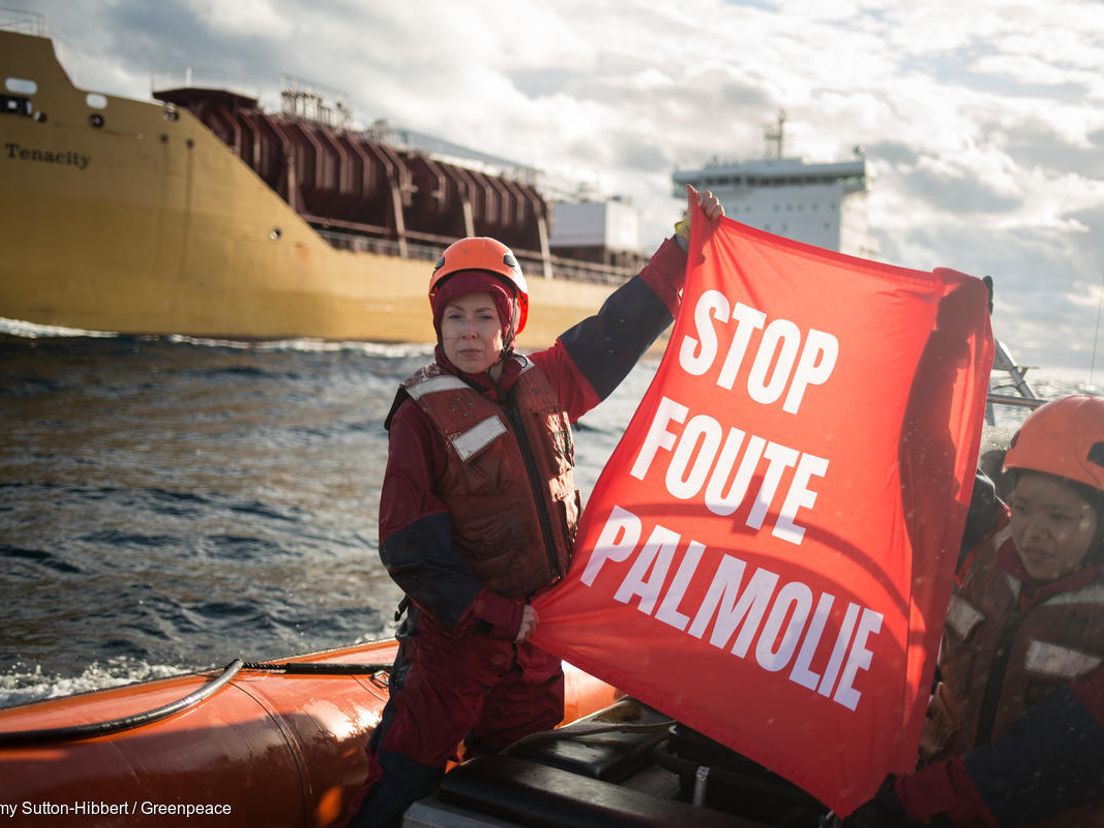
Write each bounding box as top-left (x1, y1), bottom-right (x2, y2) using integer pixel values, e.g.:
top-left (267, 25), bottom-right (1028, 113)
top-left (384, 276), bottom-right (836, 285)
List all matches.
top-left (504, 718), bottom-right (676, 754)
top-left (0, 659), bottom-right (244, 748)
top-left (241, 661), bottom-right (390, 675)
top-left (0, 658), bottom-right (393, 749)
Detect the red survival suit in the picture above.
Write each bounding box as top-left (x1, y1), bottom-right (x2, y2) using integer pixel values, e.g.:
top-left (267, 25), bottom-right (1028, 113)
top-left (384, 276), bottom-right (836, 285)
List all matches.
top-left (346, 238), bottom-right (687, 828)
top-left (907, 525), bottom-right (1104, 827)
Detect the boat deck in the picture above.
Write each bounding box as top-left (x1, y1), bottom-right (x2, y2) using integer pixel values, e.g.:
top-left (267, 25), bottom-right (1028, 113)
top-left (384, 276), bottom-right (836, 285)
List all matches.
top-left (404, 699), bottom-right (820, 828)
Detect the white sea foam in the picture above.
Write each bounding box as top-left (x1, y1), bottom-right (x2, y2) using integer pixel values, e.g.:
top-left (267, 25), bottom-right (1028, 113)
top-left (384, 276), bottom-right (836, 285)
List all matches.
top-left (0, 658), bottom-right (190, 710)
top-left (0, 317), bottom-right (434, 356)
top-left (0, 316), bottom-right (117, 338)
top-left (250, 339), bottom-right (434, 357)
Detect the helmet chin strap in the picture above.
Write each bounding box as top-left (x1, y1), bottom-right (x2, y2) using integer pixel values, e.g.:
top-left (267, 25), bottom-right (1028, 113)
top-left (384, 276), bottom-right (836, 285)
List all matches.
top-left (493, 340), bottom-right (513, 379)
top-left (500, 297), bottom-right (520, 354)
top-left (1088, 500), bottom-right (1104, 563)
top-left (490, 300), bottom-right (521, 383)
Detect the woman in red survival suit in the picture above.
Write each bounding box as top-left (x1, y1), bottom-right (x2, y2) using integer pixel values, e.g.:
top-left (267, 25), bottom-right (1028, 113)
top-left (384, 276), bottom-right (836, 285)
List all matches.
top-left (846, 395), bottom-right (1104, 827)
top-left (346, 190), bottom-right (726, 828)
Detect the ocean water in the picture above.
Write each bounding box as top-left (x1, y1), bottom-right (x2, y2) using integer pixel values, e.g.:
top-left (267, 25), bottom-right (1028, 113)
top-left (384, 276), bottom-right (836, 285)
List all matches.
top-left (0, 326), bottom-right (650, 708)
top-left (0, 323), bottom-right (1095, 708)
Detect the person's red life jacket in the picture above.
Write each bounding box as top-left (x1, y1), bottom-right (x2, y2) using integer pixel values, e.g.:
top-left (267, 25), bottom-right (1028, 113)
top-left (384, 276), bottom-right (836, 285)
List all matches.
top-left (402, 356), bottom-right (579, 597)
top-left (924, 529), bottom-right (1104, 769)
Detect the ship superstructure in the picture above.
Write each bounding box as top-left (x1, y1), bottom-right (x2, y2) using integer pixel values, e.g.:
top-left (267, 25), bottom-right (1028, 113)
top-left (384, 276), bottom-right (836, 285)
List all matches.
top-left (152, 76), bottom-right (646, 283)
top-left (673, 113), bottom-right (875, 259)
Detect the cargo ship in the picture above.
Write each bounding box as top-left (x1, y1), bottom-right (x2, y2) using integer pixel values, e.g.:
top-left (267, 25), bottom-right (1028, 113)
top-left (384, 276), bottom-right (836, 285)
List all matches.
top-left (0, 20), bottom-right (646, 347)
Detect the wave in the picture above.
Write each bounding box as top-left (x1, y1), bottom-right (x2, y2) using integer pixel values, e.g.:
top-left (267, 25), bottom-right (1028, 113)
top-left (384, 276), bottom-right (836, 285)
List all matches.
top-left (1, 545), bottom-right (85, 576)
top-left (166, 334), bottom-right (434, 357)
top-left (0, 657), bottom-right (190, 710)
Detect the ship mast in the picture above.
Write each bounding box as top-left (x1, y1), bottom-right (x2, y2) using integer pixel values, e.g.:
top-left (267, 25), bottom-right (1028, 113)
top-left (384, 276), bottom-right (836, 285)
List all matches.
top-left (764, 110), bottom-right (786, 160)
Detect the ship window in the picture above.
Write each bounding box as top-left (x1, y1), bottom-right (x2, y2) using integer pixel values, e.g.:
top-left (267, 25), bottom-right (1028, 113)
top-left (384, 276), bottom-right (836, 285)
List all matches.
top-left (1, 95), bottom-right (32, 117)
top-left (5, 77), bottom-right (36, 95)
top-left (86, 93), bottom-right (108, 110)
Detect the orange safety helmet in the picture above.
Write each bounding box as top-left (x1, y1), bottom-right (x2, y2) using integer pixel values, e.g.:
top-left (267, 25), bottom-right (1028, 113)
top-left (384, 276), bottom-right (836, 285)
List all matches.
top-left (429, 237), bottom-right (529, 336)
top-left (1003, 395), bottom-right (1104, 493)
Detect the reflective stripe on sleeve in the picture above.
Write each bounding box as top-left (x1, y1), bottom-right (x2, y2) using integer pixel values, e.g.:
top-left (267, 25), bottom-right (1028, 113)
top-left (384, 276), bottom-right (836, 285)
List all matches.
top-left (1025, 640), bottom-right (1103, 679)
top-left (945, 593), bottom-right (985, 638)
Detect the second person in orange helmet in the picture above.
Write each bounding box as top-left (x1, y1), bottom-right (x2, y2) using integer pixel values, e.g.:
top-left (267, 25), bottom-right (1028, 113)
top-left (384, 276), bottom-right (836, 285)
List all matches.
top-left (844, 395), bottom-right (1104, 827)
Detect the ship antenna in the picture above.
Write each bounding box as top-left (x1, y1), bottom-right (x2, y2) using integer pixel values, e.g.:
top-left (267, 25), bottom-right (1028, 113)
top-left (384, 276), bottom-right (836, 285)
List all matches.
top-left (764, 110), bottom-right (786, 160)
top-left (1091, 263), bottom-right (1104, 390)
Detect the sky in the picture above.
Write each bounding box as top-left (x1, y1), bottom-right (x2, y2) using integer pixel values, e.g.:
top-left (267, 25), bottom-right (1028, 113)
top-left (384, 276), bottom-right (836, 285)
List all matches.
top-left (9, 0), bottom-right (1104, 376)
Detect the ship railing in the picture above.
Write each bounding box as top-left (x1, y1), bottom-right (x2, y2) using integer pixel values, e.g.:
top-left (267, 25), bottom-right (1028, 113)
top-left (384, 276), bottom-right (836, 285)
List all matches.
top-left (0, 7), bottom-right (46, 35)
top-left (315, 231), bottom-right (439, 263)
top-left (987, 393), bottom-right (1042, 410)
top-left (525, 254), bottom-right (634, 286)
top-left (316, 229), bottom-right (636, 286)
top-left (280, 75), bottom-right (351, 129)
top-left (986, 338), bottom-right (1043, 422)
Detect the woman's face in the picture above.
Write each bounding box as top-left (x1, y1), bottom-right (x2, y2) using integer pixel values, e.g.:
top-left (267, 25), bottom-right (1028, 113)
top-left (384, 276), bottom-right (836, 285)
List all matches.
top-left (1010, 472), bottom-right (1098, 581)
top-left (440, 292), bottom-right (504, 375)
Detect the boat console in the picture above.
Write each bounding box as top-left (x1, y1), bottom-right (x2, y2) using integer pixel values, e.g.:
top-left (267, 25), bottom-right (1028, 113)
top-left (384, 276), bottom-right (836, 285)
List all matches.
top-left (404, 699), bottom-right (824, 828)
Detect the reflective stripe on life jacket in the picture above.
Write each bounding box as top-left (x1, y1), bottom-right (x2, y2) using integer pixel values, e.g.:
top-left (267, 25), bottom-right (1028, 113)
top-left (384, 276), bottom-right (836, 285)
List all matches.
top-left (401, 357), bottom-right (580, 598)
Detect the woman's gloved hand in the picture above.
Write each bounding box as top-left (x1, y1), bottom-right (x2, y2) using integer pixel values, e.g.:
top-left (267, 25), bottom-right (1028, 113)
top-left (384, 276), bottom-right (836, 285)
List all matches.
top-left (674, 185), bottom-right (725, 248)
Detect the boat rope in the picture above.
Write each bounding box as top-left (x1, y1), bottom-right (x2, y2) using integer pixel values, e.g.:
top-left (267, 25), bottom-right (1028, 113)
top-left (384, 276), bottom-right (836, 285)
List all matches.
top-left (0, 659), bottom-right (244, 747)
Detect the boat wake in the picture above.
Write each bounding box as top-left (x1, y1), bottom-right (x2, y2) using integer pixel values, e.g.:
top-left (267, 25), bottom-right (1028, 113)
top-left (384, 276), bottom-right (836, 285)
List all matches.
top-left (0, 316), bottom-right (435, 357)
top-left (0, 316), bottom-right (117, 339)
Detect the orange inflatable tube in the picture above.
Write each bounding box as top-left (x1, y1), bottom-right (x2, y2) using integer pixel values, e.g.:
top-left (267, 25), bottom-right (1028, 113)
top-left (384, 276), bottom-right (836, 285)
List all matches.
top-left (0, 641), bottom-right (619, 826)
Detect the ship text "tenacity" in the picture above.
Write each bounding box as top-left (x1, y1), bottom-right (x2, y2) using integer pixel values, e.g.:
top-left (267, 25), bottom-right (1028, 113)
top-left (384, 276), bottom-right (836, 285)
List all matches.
top-left (5, 142), bottom-right (90, 170)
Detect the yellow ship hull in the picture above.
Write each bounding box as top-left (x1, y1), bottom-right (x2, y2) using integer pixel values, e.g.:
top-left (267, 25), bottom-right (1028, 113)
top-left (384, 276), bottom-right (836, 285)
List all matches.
top-left (0, 32), bottom-right (621, 348)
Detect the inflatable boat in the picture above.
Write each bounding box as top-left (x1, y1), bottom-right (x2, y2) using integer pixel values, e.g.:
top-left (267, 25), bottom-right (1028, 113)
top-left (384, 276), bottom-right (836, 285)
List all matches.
top-left (0, 640), bottom-right (623, 826)
top-left (0, 638), bottom-right (828, 826)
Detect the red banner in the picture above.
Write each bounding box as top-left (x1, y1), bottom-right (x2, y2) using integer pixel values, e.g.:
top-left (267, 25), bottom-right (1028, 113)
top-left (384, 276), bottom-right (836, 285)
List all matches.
top-left (531, 203), bottom-right (994, 815)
